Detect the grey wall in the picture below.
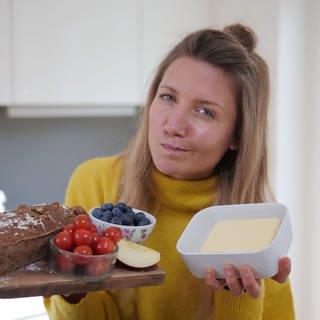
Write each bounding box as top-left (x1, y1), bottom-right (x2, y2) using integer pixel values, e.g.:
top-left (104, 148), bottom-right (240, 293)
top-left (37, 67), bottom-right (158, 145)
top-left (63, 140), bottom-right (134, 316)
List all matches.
top-left (0, 110), bottom-right (137, 210)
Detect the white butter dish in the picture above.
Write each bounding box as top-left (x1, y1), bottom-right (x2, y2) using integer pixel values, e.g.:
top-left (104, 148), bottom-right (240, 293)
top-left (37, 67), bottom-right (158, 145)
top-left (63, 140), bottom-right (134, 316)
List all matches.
top-left (176, 203), bottom-right (293, 279)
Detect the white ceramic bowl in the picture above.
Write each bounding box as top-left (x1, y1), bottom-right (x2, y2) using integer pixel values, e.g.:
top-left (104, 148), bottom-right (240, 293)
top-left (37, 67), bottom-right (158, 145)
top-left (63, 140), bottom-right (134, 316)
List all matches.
top-left (89, 205), bottom-right (156, 243)
top-left (176, 203), bottom-right (293, 279)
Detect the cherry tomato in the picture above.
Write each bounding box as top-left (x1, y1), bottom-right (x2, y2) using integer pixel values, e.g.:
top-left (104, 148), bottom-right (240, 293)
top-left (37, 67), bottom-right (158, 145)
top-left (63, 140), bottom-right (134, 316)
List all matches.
top-left (89, 223), bottom-right (99, 234)
top-left (73, 244), bottom-right (93, 255)
top-left (86, 260), bottom-right (110, 277)
top-left (103, 226), bottom-right (122, 243)
top-left (62, 224), bottom-right (74, 235)
top-left (91, 232), bottom-right (100, 248)
top-left (95, 237), bottom-right (115, 255)
top-left (73, 229), bottom-right (93, 246)
top-left (54, 231), bottom-right (73, 251)
top-left (73, 245), bottom-right (93, 265)
top-left (55, 253), bottom-right (74, 273)
top-left (73, 214), bottom-right (92, 230)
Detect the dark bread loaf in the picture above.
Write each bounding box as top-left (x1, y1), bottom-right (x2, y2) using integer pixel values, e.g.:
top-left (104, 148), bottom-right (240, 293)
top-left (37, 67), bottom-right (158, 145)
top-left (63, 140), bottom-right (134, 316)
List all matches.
top-left (0, 202), bottom-right (85, 275)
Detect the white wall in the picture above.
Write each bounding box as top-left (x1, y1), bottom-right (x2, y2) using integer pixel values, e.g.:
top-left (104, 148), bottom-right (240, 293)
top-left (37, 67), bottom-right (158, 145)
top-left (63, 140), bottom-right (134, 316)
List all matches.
top-left (276, 1), bottom-right (320, 319)
top-left (276, 1), bottom-right (308, 319)
top-left (212, 1), bottom-right (319, 319)
top-left (209, 0), bottom-right (280, 182)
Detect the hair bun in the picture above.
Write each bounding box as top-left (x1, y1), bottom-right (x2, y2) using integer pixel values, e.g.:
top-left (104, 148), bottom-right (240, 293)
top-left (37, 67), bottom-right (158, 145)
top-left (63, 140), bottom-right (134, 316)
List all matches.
top-left (223, 23), bottom-right (257, 52)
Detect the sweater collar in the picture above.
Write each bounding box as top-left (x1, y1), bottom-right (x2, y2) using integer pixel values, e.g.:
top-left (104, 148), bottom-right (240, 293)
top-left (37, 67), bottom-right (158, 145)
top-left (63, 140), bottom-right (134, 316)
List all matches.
top-left (152, 168), bottom-right (218, 213)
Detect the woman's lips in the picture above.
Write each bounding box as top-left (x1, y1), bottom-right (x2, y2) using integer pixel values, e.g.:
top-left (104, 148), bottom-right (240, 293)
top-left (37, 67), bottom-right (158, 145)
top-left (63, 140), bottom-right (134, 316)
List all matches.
top-left (161, 143), bottom-right (188, 152)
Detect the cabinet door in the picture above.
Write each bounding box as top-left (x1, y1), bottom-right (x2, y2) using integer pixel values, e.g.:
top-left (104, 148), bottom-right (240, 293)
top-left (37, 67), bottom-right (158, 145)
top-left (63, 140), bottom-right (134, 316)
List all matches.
top-left (141, 0), bottom-right (213, 95)
top-left (0, 0), bottom-right (11, 105)
top-left (12, 0), bottom-right (139, 105)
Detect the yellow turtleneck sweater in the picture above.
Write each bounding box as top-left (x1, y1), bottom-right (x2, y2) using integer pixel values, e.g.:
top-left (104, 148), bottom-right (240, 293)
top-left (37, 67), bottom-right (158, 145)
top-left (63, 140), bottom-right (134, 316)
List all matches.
top-left (44, 156), bottom-right (295, 320)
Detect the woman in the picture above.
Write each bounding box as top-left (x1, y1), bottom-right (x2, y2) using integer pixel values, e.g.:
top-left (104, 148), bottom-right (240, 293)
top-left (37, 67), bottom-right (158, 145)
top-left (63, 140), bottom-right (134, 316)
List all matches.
top-left (45, 24), bottom-right (295, 319)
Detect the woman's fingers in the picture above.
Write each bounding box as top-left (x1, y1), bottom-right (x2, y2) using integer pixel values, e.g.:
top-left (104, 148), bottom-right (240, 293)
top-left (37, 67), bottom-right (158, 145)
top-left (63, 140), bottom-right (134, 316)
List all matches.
top-left (205, 268), bottom-right (226, 290)
top-left (206, 264), bottom-right (264, 299)
top-left (205, 257), bottom-right (290, 299)
top-left (223, 264), bottom-right (243, 296)
top-left (272, 256), bottom-right (291, 283)
top-left (239, 265), bottom-right (261, 298)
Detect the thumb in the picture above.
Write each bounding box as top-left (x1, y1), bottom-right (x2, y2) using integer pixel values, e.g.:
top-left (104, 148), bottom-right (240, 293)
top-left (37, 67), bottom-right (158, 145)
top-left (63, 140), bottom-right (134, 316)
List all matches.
top-left (271, 257), bottom-right (291, 283)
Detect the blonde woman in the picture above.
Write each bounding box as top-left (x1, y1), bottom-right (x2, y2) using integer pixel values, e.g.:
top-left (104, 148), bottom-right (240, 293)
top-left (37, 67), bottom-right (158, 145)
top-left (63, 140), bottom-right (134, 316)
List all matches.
top-left (45, 24), bottom-right (295, 319)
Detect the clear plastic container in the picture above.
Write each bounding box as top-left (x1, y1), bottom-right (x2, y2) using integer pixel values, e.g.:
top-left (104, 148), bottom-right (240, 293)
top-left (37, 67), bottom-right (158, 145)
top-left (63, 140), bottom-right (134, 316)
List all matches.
top-left (49, 237), bottom-right (118, 281)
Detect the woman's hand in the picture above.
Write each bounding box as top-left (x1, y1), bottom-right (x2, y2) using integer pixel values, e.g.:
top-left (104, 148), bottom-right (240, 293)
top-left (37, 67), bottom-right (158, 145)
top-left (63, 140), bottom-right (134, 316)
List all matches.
top-left (44, 292), bottom-right (87, 304)
top-left (61, 292), bottom-right (87, 304)
top-left (271, 256), bottom-right (291, 283)
top-left (205, 256), bottom-right (291, 299)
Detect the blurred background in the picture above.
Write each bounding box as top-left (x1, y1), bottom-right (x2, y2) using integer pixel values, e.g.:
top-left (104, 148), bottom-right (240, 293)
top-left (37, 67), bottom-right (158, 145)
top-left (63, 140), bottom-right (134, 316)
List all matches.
top-left (0, 0), bottom-right (319, 319)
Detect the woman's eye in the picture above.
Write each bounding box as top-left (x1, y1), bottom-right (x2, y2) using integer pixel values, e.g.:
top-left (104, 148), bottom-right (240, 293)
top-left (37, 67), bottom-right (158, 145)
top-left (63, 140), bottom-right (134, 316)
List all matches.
top-left (197, 106), bottom-right (215, 118)
top-left (160, 94), bottom-right (175, 101)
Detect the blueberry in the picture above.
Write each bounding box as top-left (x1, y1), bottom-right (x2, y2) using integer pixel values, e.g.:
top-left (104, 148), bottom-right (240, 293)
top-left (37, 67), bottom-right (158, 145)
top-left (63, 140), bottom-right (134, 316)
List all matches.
top-left (120, 213), bottom-right (134, 226)
top-left (134, 212), bottom-right (146, 225)
top-left (110, 216), bottom-right (122, 225)
top-left (94, 202), bottom-right (150, 226)
top-left (115, 202), bottom-right (128, 212)
top-left (101, 202), bottom-right (113, 211)
top-left (91, 207), bottom-right (103, 219)
top-left (137, 218), bottom-right (150, 226)
top-left (102, 210), bottom-right (112, 222)
top-left (126, 207), bottom-right (134, 214)
top-left (112, 207), bottom-right (123, 218)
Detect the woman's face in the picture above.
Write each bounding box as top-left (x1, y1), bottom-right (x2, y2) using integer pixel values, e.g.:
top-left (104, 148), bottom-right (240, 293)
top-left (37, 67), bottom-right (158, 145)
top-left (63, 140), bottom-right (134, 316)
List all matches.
top-left (148, 56), bottom-right (238, 180)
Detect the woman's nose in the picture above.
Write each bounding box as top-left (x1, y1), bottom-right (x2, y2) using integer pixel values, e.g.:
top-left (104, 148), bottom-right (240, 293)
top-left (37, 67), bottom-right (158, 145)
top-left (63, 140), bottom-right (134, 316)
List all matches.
top-left (164, 107), bottom-right (188, 137)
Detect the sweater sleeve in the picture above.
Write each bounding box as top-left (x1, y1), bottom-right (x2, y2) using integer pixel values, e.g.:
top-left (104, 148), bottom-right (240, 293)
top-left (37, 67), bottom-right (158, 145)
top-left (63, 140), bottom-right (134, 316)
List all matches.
top-left (262, 279), bottom-right (295, 319)
top-left (44, 291), bottom-right (121, 320)
top-left (214, 279), bottom-right (295, 320)
top-left (214, 283), bottom-right (264, 320)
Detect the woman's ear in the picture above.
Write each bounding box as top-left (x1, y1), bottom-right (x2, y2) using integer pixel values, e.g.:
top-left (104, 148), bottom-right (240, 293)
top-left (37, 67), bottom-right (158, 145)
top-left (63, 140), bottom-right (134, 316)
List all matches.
top-left (229, 140), bottom-right (239, 151)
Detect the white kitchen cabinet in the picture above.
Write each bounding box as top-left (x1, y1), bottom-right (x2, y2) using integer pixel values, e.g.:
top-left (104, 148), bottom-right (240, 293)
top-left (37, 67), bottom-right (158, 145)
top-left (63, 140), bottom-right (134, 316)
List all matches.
top-left (0, 0), bottom-right (11, 106)
top-left (12, 0), bottom-right (140, 108)
top-left (7, 0), bottom-right (214, 117)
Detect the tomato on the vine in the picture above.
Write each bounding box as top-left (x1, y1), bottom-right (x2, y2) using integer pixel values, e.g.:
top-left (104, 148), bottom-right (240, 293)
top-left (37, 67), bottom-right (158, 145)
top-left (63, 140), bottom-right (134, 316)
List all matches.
top-left (95, 237), bottom-right (115, 254)
top-left (54, 231), bottom-right (73, 251)
top-left (103, 226), bottom-right (122, 243)
top-left (73, 214), bottom-right (92, 230)
top-left (73, 229), bottom-right (93, 246)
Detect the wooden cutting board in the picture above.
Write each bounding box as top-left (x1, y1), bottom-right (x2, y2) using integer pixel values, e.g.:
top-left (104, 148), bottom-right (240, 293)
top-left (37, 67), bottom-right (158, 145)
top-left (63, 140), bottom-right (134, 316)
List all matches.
top-left (0, 260), bottom-right (165, 299)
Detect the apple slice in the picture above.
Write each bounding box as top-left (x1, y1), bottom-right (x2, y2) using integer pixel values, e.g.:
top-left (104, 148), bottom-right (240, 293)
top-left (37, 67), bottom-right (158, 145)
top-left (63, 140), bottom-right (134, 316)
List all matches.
top-left (117, 239), bottom-right (160, 268)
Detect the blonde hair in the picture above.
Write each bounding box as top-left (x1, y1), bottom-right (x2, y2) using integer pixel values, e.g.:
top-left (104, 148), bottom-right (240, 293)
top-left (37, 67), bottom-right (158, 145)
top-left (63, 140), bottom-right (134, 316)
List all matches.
top-left (119, 23), bottom-right (274, 210)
